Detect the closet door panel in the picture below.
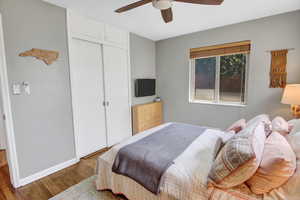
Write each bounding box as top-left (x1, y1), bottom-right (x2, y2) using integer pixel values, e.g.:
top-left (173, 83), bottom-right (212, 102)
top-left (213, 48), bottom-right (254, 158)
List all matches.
top-left (71, 39), bottom-right (107, 157)
top-left (104, 25), bottom-right (128, 47)
top-left (69, 12), bottom-right (105, 42)
top-left (103, 45), bottom-right (131, 146)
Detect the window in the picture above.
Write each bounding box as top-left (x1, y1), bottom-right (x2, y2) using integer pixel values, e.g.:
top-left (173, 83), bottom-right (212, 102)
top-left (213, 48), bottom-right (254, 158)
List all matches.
top-left (189, 41), bottom-right (250, 106)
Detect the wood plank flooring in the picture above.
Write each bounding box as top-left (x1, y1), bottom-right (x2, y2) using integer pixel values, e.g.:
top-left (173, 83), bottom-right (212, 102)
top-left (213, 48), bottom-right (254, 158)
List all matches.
top-left (0, 150), bottom-right (7, 168)
top-left (0, 152), bottom-right (103, 200)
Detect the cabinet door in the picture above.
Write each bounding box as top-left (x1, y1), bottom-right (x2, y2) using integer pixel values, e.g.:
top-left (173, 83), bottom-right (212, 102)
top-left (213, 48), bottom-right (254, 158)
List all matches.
top-left (103, 45), bottom-right (131, 146)
top-left (104, 25), bottom-right (128, 47)
top-left (71, 39), bottom-right (107, 158)
top-left (69, 12), bottom-right (105, 42)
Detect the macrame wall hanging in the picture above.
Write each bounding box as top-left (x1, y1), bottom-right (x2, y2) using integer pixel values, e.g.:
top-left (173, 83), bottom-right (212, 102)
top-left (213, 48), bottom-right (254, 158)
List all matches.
top-left (269, 49), bottom-right (288, 88)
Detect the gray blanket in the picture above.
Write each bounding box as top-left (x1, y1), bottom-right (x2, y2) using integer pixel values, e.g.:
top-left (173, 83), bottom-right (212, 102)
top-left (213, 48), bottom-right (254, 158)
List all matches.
top-left (112, 123), bottom-right (206, 194)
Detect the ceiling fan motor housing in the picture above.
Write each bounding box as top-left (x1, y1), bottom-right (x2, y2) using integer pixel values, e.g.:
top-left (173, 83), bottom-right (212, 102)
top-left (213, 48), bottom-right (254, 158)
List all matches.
top-left (152, 0), bottom-right (173, 10)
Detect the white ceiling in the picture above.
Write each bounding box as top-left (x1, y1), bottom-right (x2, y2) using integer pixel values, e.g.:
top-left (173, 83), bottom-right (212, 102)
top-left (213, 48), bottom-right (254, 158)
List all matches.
top-left (44, 0), bottom-right (300, 41)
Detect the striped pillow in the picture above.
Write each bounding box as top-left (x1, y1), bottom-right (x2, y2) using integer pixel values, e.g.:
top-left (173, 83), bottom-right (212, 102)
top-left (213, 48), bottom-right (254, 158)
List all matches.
top-left (208, 120), bottom-right (267, 188)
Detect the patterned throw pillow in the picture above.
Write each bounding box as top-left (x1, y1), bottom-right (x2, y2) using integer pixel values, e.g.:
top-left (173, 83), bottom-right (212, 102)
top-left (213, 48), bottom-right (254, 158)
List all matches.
top-left (246, 132), bottom-right (296, 194)
top-left (208, 120), bottom-right (267, 188)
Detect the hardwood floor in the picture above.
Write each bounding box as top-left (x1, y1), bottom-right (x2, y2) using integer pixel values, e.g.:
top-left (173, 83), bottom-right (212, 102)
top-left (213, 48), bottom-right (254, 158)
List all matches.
top-left (0, 150), bottom-right (7, 168)
top-left (0, 152), bottom-right (103, 200)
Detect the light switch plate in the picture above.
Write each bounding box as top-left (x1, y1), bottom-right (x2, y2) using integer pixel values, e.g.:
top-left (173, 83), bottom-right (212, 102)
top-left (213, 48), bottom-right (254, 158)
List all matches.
top-left (12, 83), bottom-right (21, 95)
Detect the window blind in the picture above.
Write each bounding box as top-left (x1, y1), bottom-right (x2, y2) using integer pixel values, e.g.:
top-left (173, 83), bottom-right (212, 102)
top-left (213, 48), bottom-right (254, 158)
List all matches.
top-left (190, 40), bottom-right (251, 59)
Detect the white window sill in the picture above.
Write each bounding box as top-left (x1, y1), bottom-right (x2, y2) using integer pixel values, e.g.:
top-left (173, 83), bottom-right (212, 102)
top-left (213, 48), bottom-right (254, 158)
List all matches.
top-left (189, 100), bottom-right (247, 107)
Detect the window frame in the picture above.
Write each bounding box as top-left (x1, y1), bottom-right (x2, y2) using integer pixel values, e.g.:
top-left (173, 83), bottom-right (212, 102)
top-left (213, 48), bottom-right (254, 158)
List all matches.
top-left (189, 52), bottom-right (249, 107)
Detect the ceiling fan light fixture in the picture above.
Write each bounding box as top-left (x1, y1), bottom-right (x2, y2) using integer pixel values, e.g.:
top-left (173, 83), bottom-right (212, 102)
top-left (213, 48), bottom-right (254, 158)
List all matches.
top-left (115, 0), bottom-right (224, 23)
top-left (152, 0), bottom-right (173, 10)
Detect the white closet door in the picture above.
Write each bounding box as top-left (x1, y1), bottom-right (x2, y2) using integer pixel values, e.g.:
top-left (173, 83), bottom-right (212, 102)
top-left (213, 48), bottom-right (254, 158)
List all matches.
top-left (103, 45), bottom-right (131, 146)
top-left (71, 39), bottom-right (107, 158)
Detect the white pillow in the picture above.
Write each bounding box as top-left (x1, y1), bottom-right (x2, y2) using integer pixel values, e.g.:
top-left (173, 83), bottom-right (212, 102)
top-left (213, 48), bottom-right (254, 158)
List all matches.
top-left (286, 131), bottom-right (300, 158)
top-left (272, 116), bottom-right (291, 136)
top-left (247, 114), bottom-right (270, 127)
top-left (289, 119), bottom-right (300, 135)
top-left (247, 114), bottom-right (272, 136)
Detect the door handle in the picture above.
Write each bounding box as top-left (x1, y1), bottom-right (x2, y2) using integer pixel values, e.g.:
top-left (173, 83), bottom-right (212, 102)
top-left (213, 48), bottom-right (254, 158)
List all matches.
top-left (102, 101), bottom-right (109, 107)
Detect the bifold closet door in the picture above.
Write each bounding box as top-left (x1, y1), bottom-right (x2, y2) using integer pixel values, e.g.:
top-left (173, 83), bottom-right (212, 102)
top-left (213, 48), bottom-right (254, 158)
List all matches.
top-left (103, 45), bottom-right (131, 146)
top-left (71, 38), bottom-right (107, 158)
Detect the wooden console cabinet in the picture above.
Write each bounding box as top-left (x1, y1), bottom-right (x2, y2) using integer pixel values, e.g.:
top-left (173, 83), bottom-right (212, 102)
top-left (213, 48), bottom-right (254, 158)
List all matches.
top-left (132, 101), bottom-right (163, 135)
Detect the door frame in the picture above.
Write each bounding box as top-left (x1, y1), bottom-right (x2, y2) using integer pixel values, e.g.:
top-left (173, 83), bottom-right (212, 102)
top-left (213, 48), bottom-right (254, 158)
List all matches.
top-left (0, 13), bottom-right (20, 187)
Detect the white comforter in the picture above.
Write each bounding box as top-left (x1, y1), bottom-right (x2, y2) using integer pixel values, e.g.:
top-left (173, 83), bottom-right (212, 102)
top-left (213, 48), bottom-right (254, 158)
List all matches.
top-left (95, 123), bottom-right (264, 200)
top-left (95, 123), bottom-right (300, 200)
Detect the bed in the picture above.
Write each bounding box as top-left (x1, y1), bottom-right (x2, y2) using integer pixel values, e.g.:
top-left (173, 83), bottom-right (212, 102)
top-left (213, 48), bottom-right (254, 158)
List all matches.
top-left (95, 122), bottom-right (299, 200)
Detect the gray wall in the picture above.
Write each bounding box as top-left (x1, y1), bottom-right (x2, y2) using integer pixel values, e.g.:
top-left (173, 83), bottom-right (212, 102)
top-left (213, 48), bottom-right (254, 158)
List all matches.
top-left (156, 11), bottom-right (300, 129)
top-left (0, 0), bottom-right (298, 180)
top-left (130, 33), bottom-right (156, 105)
top-left (0, 0), bottom-right (75, 178)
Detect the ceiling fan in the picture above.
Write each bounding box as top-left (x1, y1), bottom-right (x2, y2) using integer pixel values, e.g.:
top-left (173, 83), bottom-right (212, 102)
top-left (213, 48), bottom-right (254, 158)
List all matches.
top-left (115, 0), bottom-right (224, 23)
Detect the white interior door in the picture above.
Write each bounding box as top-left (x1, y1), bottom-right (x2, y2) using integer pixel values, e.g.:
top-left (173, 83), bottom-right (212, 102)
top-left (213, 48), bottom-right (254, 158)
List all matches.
top-left (103, 45), bottom-right (131, 146)
top-left (71, 38), bottom-right (107, 158)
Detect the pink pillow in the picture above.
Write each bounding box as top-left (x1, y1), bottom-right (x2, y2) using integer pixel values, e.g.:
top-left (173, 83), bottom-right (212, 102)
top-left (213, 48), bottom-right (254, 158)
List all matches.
top-left (265, 159), bottom-right (300, 200)
top-left (272, 116), bottom-right (293, 136)
top-left (246, 132), bottom-right (296, 194)
top-left (226, 119), bottom-right (246, 133)
top-left (265, 132), bottom-right (300, 199)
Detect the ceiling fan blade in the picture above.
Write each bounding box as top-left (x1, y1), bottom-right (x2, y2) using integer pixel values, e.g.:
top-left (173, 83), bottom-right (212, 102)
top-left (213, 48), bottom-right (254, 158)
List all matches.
top-left (115, 0), bottom-right (152, 13)
top-left (161, 8), bottom-right (173, 23)
top-left (174, 0), bottom-right (224, 5)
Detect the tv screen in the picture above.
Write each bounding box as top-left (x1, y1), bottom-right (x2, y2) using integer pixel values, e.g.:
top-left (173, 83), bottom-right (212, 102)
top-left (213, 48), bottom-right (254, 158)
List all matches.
top-left (135, 79), bottom-right (156, 97)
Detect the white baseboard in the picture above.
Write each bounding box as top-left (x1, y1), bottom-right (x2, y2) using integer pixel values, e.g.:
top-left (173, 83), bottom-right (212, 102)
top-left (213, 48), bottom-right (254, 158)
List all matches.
top-left (18, 158), bottom-right (79, 187)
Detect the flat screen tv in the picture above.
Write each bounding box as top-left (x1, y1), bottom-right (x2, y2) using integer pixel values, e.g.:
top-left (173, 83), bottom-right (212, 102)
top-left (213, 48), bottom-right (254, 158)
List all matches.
top-left (135, 79), bottom-right (156, 97)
